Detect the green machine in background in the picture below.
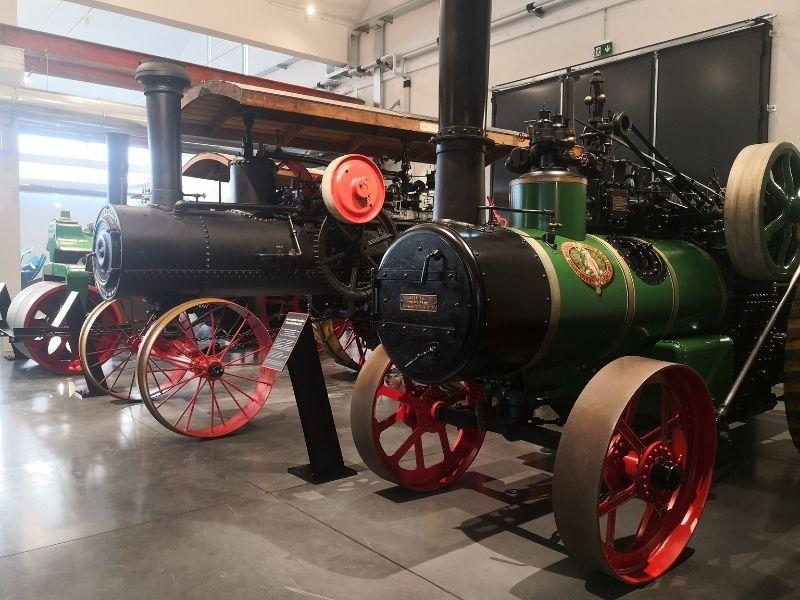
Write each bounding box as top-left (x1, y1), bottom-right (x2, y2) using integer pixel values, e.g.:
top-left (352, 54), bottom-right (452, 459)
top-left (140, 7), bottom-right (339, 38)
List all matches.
top-left (43, 210), bottom-right (94, 299)
top-left (0, 132), bottom-right (130, 375)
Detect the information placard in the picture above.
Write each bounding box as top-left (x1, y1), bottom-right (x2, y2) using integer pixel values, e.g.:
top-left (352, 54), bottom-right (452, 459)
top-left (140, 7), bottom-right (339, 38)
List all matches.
top-left (262, 312), bottom-right (310, 371)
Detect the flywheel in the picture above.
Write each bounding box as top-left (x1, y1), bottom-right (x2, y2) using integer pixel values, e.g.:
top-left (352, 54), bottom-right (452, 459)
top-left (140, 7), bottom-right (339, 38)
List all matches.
top-left (725, 142), bottom-right (800, 282)
top-left (315, 210), bottom-right (397, 299)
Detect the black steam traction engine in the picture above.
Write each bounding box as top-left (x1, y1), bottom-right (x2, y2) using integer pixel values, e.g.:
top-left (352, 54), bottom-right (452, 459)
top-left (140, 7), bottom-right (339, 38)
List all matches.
top-left (77, 61), bottom-right (519, 439)
top-left (349, 0), bottom-right (800, 585)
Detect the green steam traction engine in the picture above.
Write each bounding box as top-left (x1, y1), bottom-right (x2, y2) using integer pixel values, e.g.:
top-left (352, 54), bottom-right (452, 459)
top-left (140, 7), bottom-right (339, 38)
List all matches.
top-left (2, 211), bottom-right (101, 374)
top-left (349, 1), bottom-right (798, 585)
top-left (1, 133), bottom-right (130, 375)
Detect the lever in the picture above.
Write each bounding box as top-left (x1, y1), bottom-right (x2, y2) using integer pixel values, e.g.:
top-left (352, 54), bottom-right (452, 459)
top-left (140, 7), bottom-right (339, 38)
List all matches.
top-left (420, 249), bottom-right (442, 284)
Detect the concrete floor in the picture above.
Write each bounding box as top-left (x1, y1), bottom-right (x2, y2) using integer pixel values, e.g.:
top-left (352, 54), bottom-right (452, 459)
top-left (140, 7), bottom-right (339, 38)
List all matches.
top-left (0, 355), bottom-right (799, 600)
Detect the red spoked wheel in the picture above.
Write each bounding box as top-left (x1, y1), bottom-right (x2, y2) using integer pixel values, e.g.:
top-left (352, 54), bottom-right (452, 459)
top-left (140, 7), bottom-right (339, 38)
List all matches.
top-left (351, 345), bottom-right (486, 491)
top-left (136, 298), bottom-right (275, 438)
top-left (79, 298), bottom-right (186, 400)
top-left (313, 317), bottom-right (369, 371)
top-left (553, 356), bottom-right (716, 584)
top-left (7, 281), bottom-right (106, 375)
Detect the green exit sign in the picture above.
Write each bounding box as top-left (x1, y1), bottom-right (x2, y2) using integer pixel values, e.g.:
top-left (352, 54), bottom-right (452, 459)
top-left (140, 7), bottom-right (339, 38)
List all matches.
top-left (594, 40), bottom-right (613, 59)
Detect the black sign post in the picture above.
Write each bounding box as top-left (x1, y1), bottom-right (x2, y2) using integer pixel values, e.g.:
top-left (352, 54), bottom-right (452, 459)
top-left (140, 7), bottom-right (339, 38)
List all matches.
top-left (0, 282), bottom-right (18, 360)
top-left (53, 292), bottom-right (105, 398)
top-left (265, 313), bottom-right (357, 484)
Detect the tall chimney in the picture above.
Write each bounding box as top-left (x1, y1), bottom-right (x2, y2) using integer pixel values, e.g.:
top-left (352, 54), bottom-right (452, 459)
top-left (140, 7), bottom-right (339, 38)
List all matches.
top-left (432, 0), bottom-right (493, 224)
top-left (134, 61), bottom-right (191, 208)
top-left (106, 132), bottom-right (130, 206)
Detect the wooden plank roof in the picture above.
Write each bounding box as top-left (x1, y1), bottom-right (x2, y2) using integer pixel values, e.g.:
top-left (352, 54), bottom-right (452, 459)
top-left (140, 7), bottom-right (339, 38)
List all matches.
top-left (181, 80), bottom-right (525, 165)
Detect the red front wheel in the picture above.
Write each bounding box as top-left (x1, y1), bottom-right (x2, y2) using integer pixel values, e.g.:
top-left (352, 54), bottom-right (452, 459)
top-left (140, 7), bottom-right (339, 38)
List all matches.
top-left (553, 356), bottom-right (716, 584)
top-left (351, 345), bottom-right (485, 491)
top-left (136, 298), bottom-right (275, 438)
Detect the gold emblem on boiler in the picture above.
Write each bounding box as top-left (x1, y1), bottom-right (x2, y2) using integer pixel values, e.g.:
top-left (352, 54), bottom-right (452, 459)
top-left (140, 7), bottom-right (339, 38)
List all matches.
top-left (561, 241), bottom-right (614, 295)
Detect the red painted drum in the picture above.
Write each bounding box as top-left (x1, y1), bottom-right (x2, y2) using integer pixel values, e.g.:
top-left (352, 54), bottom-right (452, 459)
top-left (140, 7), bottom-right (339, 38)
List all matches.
top-left (322, 154), bottom-right (386, 224)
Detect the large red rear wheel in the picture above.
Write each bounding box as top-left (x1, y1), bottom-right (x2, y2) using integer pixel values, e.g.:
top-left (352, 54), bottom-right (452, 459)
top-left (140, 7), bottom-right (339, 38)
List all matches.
top-left (351, 345), bottom-right (485, 491)
top-left (136, 298), bottom-right (275, 438)
top-left (553, 356), bottom-right (716, 584)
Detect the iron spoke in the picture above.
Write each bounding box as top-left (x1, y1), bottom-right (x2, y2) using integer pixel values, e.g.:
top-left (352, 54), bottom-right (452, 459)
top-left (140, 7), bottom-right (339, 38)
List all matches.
top-left (390, 429), bottom-right (421, 464)
top-left (154, 373), bottom-right (203, 407)
top-left (219, 378), bottom-right (248, 416)
top-left (615, 419), bottom-right (645, 454)
top-left (598, 484), bottom-right (637, 517)
top-left (605, 510), bottom-right (617, 545)
top-left (374, 412), bottom-right (398, 434)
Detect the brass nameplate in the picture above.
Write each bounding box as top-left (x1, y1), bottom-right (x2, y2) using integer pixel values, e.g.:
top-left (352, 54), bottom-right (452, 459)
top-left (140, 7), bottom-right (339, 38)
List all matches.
top-left (400, 293), bottom-right (438, 313)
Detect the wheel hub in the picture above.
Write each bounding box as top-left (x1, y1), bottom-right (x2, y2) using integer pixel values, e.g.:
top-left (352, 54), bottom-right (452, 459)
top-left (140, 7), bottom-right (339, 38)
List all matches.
top-left (627, 441), bottom-right (677, 502)
top-left (651, 458), bottom-right (682, 491)
top-left (207, 361), bottom-right (225, 379)
top-left (127, 335), bottom-right (141, 352)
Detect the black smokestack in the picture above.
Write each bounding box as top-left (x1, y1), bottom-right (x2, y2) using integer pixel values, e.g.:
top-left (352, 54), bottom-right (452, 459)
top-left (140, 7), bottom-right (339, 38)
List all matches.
top-left (433, 0), bottom-right (493, 224)
top-left (106, 132), bottom-right (129, 206)
top-left (134, 61), bottom-right (191, 208)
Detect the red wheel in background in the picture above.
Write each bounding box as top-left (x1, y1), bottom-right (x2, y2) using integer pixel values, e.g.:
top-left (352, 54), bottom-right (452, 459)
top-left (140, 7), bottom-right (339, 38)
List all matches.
top-left (351, 346), bottom-right (486, 491)
top-left (553, 357), bottom-right (716, 584)
top-left (313, 318), bottom-right (369, 371)
top-left (7, 281), bottom-right (109, 375)
top-left (136, 298), bottom-right (276, 438)
top-left (79, 298), bottom-right (187, 400)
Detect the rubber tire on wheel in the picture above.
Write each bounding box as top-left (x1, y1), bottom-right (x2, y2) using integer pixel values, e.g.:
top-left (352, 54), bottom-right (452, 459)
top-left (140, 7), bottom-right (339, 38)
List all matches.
top-left (553, 356), bottom-right (716, 584)
top-left (725, 142), bottom-right (800, 281)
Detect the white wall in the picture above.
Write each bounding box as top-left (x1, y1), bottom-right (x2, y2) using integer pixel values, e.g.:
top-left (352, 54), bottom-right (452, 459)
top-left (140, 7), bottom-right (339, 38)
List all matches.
top-left (71, 0), bottom-right (352, 63)
top-left (0, 0), bottom-right (19, 353)
top-left (345, 0), bottom-right (800, 143)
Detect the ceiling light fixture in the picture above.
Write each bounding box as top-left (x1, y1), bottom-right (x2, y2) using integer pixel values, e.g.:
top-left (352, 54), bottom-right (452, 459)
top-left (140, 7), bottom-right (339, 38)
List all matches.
top-left (306, 4), bottom-right (316, 16)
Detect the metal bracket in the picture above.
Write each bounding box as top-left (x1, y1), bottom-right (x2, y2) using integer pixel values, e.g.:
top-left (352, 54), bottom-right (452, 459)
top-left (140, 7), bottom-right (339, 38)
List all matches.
top-left (0, 282), bottom-right (10, 328)
top-left (526, 3), bottom-right (545, 17)
top-left (767, 104), bottom-right (778, 113)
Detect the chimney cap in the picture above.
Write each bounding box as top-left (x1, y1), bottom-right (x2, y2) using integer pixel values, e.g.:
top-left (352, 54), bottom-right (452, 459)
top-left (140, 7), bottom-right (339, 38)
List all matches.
top-left (135, 61), bottom-right (191, 93)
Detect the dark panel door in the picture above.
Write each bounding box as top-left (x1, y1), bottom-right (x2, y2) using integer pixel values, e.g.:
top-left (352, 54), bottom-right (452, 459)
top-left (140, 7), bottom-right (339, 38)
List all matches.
top-left (491, 78), bottom-right (561, 206)
top-left (655, 26), bottom-right (770, 184)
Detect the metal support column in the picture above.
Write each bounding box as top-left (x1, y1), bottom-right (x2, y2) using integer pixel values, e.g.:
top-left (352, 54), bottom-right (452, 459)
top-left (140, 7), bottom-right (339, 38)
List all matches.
top-left (372, 23), bottom-right (385, 108)
top-left (0, 37), bottom-right (22, 357)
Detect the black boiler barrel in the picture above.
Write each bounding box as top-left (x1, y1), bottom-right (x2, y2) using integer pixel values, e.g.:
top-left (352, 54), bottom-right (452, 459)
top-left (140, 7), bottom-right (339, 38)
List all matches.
top-left (91, 205), bottom-right (331, 300)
